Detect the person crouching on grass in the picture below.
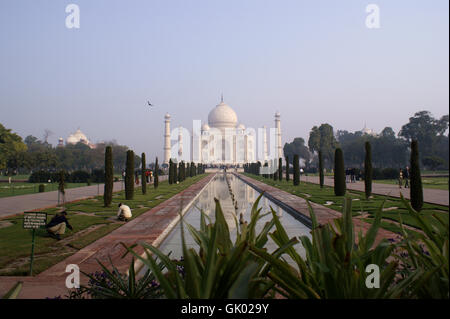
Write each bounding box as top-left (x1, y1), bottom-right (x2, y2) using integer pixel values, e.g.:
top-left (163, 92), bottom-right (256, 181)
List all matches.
top-left (46, 211), bottom-right (73, 240)
top-left (117, 203), bottom-right (132, 222)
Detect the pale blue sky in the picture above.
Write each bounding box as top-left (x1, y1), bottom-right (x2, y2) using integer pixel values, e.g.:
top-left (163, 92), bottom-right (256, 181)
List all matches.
top-left (0, 0), bottom-right (448, 160)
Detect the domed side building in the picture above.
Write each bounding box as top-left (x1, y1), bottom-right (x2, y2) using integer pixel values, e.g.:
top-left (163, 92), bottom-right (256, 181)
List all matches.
top-left (65, 129), bottom-right (96, 148)
top-left (163, 96), bottom-right (282, 166)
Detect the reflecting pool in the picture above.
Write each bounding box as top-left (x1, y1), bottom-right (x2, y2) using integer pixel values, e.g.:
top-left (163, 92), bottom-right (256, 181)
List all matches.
top-left (157, 172), bottom-right (312, 260)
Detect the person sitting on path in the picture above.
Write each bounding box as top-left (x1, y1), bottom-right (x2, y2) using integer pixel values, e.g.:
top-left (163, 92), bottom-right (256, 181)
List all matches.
top-left (117, 203), bottom-right (132, 222)
top-left (46, 211), bottom-right (73, 240)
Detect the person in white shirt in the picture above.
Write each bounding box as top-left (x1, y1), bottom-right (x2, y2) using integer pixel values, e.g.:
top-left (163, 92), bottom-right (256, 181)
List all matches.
top-left (117, 203), bottom-right (132, 221)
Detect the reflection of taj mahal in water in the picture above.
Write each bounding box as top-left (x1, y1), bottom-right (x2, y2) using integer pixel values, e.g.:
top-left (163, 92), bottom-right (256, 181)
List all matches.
top-left (163, 96), bottom-right (282, 165)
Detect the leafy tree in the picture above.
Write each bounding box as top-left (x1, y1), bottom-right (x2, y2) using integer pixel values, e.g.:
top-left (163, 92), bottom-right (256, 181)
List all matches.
top-left (141, 153), bottom-right (147, 195)
top-left (293, 154), bottom-right (299, 186)
top-left (154, 157), bottom-right (159, 189)
top-left (0, 123), bottom-right (27, 171)
top-left (283, 138), bottom-right (311, 168)
top-left (410, 140), bottom-right (423, 212)
top-left (104, 146), bottom-right (113, 207)
top-left (364, 141), bottom-right (372, 199)
top-left (399, 111), bottom-right (449, 167)
top-left (308, 124), bottom-right (338, 169)
top-left (334, 148), bottom-right (346, 196)
top-left (125, 150), bottom-right (134, 200)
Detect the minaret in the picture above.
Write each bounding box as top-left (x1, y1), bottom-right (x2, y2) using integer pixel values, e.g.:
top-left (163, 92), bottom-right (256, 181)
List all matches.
top-left (164, 113), bottom-right (171, 164)
top-left (178, 126), bottom-right (183, 158)
top-left (263, 125), bottom-right (268, 162)
top-left (275, 112), bottom-right (282, 159)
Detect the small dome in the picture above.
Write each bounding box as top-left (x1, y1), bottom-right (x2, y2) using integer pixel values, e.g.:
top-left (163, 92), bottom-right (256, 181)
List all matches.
top-left (237, 123), bottom-right (245, 130)
top-left (208, 101), bottom-right (238, 129)
top-left (165, 113), bottom-right (171, 119)
top-left (201, 123), bottom-right (210, 131)
top-left (275, 111), bottom-right (280, 118)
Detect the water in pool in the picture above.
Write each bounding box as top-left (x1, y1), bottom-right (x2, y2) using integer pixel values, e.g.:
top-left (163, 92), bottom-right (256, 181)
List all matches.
top-left (157, 172), bottom-right (312, 261)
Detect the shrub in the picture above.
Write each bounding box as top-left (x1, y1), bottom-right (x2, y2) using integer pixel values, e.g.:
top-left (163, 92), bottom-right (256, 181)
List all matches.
top-left (38, 184), bottom-right (45, 192)
top-left (70, 170), bottom-right (91, 183)
top-left (334, 148), bottom-right (346, 196)
top-left (104, 146), bottom-right (113, 207)
top-left (91, 169), bottom-right (105, 183)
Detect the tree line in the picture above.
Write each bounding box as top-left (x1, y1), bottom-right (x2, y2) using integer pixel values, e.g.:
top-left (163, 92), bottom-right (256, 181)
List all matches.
top-left (0, 125), bottom-right (142, 174)
top-left (283, 110), bottom-right (448, 171)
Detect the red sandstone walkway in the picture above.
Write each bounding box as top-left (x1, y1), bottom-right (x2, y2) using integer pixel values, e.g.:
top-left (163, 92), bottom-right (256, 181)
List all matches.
top-left (302, 175), bottom-right (448, 206)
top-left (236, 173), bottom-right (397, 243)
top-left (0, 174), bottom-right (214, 299)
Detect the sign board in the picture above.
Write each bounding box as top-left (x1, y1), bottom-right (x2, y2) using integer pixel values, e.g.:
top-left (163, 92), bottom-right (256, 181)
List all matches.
top-left (23, 212), bottom-right (47, 229)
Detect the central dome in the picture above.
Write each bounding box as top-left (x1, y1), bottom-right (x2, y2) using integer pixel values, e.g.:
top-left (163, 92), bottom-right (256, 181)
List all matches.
top-left (208, 101), bottom-right (238, 129)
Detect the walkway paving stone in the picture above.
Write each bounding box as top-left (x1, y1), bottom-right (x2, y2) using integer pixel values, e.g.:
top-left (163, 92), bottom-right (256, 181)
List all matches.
top-left (0, 174), bottom-right (214, 299)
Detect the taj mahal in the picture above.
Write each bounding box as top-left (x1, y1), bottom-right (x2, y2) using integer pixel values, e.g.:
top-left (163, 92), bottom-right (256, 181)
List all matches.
top-left (163, 97), bottom-right (282, 166)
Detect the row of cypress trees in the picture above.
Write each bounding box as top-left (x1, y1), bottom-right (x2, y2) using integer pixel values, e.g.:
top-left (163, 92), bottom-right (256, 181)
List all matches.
top-left (168, 159), bottom-right (205, 185)
top-left (334, 140), bottom-right (423, 211)
top-left (103, 148), bottom-right (161, 205)
top-left (244, 139), bottom-right (423, 212)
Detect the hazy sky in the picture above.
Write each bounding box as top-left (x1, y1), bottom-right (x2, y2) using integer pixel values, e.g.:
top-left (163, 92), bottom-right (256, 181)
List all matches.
top-left (0, 0), bottom-right (448, 160)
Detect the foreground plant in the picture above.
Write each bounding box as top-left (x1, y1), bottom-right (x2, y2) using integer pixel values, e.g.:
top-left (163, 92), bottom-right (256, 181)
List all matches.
top-left (251, 197), bottom-right (421, 298)
top-left (123, 194), bottom-right (295, 298)
top-left (395, 194), bottom-right (449, 298)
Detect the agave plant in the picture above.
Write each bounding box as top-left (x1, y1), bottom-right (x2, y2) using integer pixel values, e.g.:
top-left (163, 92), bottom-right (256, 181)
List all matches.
top-left (66, 257), bottom-right (164, 299)
top-left (250, 197), bottom-right (413, 298)
top-left (122, 194), bottom-right (298, 299)
top-left (395, 194), bottom-right (449, 298)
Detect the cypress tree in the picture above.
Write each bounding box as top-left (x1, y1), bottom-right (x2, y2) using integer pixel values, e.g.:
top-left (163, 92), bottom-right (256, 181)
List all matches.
top-left (334, 148), bottom-right (346, 196)
top-left (285, 156), bottom-right (290, 182)
top-left (141, 153), bottom-right (147, 195)
top-left (125, 150), bottom-right (134, 200)
top-left (154, 157), bottom-right (159, 189)
top-left (410, 140), bottom-right (423, 211)
top-left (178, 161), bottom-right (182, 182)
top-left (293, 154), bottom-right (300, 186)
top-left (364, 142), bottom-right (372, 199)
top-left (274, 159), bottom-right (278, 181)
top-left (319, 150), bottom-right (324, 188)
top-left (104, 146), bottom-right (113, 207)
top-left (279, 158), bottom-right (283, 180)
top-left (168, 159), bottom-right (173, 184)
top-left (186, 163), bottom-right (190, 178)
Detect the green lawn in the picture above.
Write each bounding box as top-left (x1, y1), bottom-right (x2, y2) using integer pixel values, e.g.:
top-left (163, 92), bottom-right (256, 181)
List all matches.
top-left (373, 177), bottom-right (448, 190)
top-left (0, 174), bottom-right (208, 276)
top-left (0, 182), bottom-right (103, 198)
top-left (242, 173), bottom-right (449, 235)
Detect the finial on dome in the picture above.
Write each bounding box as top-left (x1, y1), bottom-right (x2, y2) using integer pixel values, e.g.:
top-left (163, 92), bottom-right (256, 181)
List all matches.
top-left (220, 93), bottom-right (224, 103)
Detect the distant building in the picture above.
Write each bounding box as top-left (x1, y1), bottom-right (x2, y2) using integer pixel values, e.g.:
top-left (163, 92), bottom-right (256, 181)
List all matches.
top-left (66, 129), bottom-right (96, 148)
top-left (57, 137), bottom-right (64, 148)
top-left (360, 124), bottom-right (378, 137)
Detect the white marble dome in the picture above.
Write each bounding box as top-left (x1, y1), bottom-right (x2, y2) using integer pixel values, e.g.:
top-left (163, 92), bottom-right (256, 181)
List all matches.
top-left (208, 101), bottom-right (238, 129)
top-left (67, 129), bottom-right (89, 145)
